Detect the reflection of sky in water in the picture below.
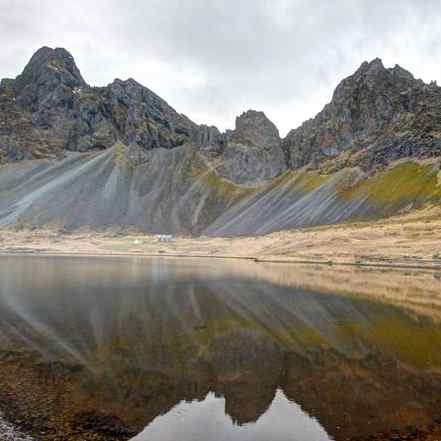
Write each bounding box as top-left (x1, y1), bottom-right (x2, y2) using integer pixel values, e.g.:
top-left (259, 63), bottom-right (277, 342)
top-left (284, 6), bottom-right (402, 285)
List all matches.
top-left (150, 257), bottom-right (171, 282)
top-left (132, 390), bottom-right (331, 441)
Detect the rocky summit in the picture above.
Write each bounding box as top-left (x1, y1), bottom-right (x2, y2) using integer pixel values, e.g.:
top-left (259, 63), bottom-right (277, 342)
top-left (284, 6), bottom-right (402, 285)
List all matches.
top-left (283, 58), bottom-right (441, 172)
top-left (0, 47), bottom-right (212, 164)
top-left (0, 47), bottom-right (441, 234)
top-left (201, 110), bottom-right (286, 185)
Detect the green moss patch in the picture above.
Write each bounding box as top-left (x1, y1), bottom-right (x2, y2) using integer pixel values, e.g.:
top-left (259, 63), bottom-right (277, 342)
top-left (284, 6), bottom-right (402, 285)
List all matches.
top-left (264, 170), bottom-right (329, 194)
top-left (185, 149), bottom-right (258, 203)
top-left (113, 142), bottom-right (134, 174)
top-left (339, 162), bottom-right (441, 208)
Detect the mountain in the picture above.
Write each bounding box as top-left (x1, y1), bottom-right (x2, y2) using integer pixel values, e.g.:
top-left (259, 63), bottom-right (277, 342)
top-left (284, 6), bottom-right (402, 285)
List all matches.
top-left (283, 58), bottom-right (441, 171)
top-left (0, 47), bottom-right (213, 163)
top-left (0, 47), bottom-right (440, 234)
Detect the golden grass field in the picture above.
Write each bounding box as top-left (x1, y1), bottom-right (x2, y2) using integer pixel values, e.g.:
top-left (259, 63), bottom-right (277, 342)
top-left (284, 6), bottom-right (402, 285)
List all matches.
top-left (1, 205), bottom-right (441, 269)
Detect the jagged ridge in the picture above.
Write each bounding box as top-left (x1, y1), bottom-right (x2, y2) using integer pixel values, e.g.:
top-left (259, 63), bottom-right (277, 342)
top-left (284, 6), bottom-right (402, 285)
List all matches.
top-left (283, 58), bottom-right (441, 171)
top-left (1, 47), bottom-right (441, 234)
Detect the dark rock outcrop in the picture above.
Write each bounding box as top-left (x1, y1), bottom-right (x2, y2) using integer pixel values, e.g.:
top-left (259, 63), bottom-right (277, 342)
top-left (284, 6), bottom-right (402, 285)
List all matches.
top-left (283, 58), bottom-right (441, 171)
top-left (0, 47), bottom-right (288, 182)
top-left (0, 47), bottom-right (208, 163)
top-left (207, 110), bottom-right (287, 185)
top-left (3, 48), bottom-right (441, 176)
top-left (0, 47), bottom-right (89, 161)
top-left (230, 110), bottom-right (281, 150)
top-left (13, 46), bottom-right (86, 112)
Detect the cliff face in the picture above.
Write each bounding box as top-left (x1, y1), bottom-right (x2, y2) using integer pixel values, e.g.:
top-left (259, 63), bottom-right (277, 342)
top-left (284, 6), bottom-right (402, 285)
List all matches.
top-left (3, 47), bottom-right (441, 172)
top-left (1, 47), bottom-right (441, 234)
top-left (283, 58), bottom-right (441, 171)
top-left (0, 47), bottom-right (285, 185)
top-left (203, 110), bottom-right (287, 185)
top-left (0, 47), bottom-right (218, 163)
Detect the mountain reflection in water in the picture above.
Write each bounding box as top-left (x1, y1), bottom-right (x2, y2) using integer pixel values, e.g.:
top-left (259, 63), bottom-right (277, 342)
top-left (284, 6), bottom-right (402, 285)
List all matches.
top-left (1, 255), bottom-right (441, 440)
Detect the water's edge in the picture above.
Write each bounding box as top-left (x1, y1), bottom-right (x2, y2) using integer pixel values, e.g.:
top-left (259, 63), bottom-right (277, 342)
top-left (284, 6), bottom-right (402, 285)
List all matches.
top-left (1, 250), bottom-right (440, 271)
top-left (0, 415), bottom-right (33, 441)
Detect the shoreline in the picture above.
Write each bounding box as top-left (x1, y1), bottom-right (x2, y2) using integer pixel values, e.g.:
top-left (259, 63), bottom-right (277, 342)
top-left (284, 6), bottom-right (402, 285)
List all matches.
top-left (0, 350), bottom-right (136, 441)
top-left (1, 249), bottom-right (441, 272)
top-left (1, 206), bottom-right (441, 272)
top-left (0, 415), bottom-right (33, 441)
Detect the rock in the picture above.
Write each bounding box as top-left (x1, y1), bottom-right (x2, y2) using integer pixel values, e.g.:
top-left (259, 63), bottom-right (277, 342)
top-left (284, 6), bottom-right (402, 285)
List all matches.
top-left (2, 47), bottom-right (441, 178)
top-left (197, 124), bottom-right (226, 156)
top-left (283, 58), bottom-right (441, 170)
top-left (0, 47), bottom-right (206, 162)
top-left (203, 110), bottom-right (287, 185)
top-left (13, 47), bottom-right (86, 113)
top-left (231, 110), bottom-right (281, 150)
top-left (0, 47), bottom-right (286, 184)
top-left (0, 47), bottom-right (86, 160)
top-left (0, 414), bottom-right (34, 441)
top-left (102, 77), bottom-right (200, 150)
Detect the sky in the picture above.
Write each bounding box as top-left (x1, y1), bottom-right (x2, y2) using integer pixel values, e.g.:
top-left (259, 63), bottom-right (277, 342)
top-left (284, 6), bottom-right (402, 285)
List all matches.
top-left (1, 0), bottom-right (441, 136)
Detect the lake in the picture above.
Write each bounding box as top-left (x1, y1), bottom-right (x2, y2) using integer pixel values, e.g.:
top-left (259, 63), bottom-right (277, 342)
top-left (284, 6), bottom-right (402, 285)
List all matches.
top-left (0, 255), bottom-right (441, 440)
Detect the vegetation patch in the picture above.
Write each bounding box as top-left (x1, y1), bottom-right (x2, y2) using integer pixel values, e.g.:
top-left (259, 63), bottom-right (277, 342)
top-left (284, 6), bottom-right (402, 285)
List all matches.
top-left (293, 171), bottom-right (329, 192)
top-left (264, 170), bottom-right (329, 193)
top-left (186, 149), bottom-right (257, 203)
top-left (338, 162), bottom-right (441, 208)
top-left (113, 142), bottom-right (134, 174)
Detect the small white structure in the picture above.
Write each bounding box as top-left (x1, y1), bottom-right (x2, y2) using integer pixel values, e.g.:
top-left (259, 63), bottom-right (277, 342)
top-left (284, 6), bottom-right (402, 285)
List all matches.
top-left (154, 234), bottom-right (175, 243)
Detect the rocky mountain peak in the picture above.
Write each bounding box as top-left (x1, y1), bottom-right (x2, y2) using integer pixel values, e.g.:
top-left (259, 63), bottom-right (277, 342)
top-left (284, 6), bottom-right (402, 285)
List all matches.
top-left (110, 77), bottom-right (143, 91)
top-left (390, 64), bottom-right (415, 81)
top-left (333, 58), bottom-right (417, 103)
top-left (349, 57), bottom-right (385, 80)
top-left (283, 58), bottom-right (441, 171)
top-left (2, 46), bottom-right (440, 178)
top-left (0, 47), bottom-right (208, 161)
top-left (333, 58), bottom-right (387, 102)
top-left (108, 77), bottom-right (169, 108)
top-left (14, 46), bottom-right (86, 99)
top-left (230, 110), bottom-right (281, 150)
top-left (210, 110), bottom-right (286, 185)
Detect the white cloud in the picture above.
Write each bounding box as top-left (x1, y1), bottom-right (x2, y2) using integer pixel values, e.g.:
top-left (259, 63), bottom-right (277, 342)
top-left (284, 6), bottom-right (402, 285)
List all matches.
top-left (1, 0), bottom-right (440, 135)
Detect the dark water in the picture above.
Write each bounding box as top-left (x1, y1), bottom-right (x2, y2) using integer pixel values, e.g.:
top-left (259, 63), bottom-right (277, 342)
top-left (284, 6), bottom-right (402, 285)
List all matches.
top-left (1, 255), bottom-right (441, 440)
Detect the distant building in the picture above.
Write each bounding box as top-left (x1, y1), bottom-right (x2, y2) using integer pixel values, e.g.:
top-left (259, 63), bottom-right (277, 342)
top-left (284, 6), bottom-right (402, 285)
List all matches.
top-left (154, 234), bottom-right (175, 242)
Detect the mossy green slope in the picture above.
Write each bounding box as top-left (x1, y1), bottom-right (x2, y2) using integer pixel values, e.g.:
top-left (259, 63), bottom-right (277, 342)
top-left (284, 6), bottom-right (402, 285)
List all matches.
top-left (205, 160), bottom-right (441, 236)
top-left (339, 162), bottom-right (441, 210)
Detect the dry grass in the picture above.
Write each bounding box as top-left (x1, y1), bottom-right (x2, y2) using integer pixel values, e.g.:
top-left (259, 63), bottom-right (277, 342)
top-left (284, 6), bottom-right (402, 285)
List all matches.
top-left (1, 205), bottom-right (441, 269)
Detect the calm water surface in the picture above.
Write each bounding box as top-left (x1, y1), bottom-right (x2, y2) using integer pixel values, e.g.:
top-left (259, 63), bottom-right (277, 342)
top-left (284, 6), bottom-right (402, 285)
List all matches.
top-left (1, 255), bottom-right (441, 440)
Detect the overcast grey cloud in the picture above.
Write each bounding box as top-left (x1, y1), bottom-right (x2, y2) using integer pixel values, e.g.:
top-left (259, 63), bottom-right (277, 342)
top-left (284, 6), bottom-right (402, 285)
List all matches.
top-left (1, 0), bottom-right (441, 135)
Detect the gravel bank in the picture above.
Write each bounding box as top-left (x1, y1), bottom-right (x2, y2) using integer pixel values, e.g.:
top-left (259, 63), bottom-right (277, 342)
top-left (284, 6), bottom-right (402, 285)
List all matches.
top-left (0, 415), bottom-right (33, 441)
